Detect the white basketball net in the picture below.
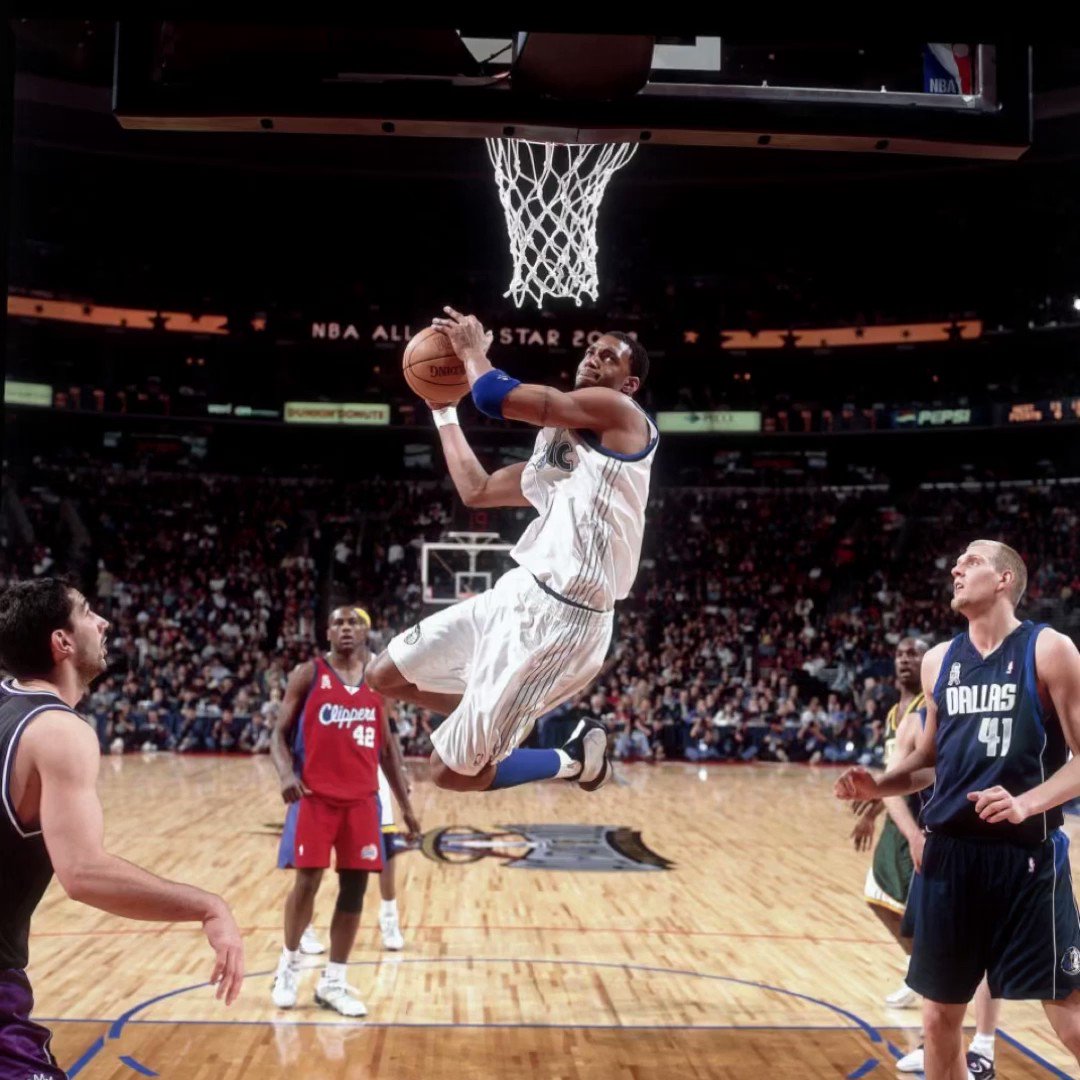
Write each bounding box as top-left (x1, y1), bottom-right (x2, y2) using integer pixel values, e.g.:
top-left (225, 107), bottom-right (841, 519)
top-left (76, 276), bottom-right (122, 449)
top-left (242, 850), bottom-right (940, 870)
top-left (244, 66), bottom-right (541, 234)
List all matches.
top-left (485, 139), bottom-right (638, 309)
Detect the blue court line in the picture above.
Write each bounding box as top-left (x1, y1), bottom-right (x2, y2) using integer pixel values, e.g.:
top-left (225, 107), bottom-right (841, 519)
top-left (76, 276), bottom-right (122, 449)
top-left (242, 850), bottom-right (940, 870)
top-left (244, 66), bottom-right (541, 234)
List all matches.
top-left (59, 956), bottom-right (1077, 1079)
top-left (119, 1055), bottom-right (158, 1077)
top-left (846, 1059), bottom-right (879, 1079)
top-left (997, 1029), bottom-right (1075, 1079)
top-left (126, 1019), bottom-right (887, 1031)
top-left (66, 1035), bottom-right (103, 1077)
top-left (64, 956), bottom-right (891, 1075)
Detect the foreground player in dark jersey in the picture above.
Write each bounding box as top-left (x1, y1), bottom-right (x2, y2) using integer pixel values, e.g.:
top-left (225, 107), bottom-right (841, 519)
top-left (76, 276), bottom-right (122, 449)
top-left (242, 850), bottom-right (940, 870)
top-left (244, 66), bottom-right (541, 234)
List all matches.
top-left (0, 579), bottom-right (243, 1080)
top-left (270, 605), bottom-right (419, 1017)
top-left (837, 540), bottom-right (1080, 1080)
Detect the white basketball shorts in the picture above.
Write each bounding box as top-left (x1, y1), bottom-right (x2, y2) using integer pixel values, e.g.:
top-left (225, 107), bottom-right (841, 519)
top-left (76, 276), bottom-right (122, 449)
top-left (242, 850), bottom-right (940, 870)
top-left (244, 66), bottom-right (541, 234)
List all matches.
top-left (387, 566), bottom-right (613, 775)
top-left (377, 766), bottom-right (394, 827)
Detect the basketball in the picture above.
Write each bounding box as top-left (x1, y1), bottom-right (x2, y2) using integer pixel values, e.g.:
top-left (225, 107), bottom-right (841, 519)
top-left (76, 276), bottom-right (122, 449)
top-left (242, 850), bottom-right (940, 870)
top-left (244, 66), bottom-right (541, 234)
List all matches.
top-left (403, 327), bottom-right (469, 404)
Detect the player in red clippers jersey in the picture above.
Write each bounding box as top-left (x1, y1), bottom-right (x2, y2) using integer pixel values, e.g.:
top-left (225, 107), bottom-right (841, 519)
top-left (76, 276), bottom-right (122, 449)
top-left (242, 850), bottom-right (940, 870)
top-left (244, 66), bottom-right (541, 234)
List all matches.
top-left (269, 606), bottom-right (419, 1017)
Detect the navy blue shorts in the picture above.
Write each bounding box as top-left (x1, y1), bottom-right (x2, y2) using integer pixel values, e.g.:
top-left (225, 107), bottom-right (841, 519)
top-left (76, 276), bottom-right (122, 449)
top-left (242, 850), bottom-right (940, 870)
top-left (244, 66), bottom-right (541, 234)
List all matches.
top-left (0, 968), bottom-right (66, 1079)
top-left (907, 830), bottom-right (1080, 1003)
top-left (899, 869), bottom-right (919, 939)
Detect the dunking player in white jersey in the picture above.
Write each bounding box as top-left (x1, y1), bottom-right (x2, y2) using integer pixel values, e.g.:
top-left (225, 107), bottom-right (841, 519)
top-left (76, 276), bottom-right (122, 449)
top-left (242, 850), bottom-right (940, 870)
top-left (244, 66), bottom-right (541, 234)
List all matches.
top-left (368, 307), bottom-right (656, 794)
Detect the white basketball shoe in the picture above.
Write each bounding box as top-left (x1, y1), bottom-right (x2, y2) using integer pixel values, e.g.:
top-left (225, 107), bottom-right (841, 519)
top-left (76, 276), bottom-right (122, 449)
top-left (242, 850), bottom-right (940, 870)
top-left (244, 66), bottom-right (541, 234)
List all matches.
top-left (380, 910), bottom-right (405, 951)
top-left (885, 984), bottom-right (920, 1008)
top-left (299, 926), bottom-right (326, 955)
top-left (271, 959), bottom-right (300, 1009)
top-left (314, 978), bottom-right (368, 1018)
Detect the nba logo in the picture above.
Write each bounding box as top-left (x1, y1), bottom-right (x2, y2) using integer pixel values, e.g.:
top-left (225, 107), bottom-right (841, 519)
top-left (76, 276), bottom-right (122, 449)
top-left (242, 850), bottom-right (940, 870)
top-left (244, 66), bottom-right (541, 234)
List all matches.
top-left (1063, 946), bottom-right (1080, 975)
top-left (948, 662), bottom-right (962, 687)
top-left (923, 44), bottom-right (973, 95)
top-left (1006, 661), bottom-right (1014, 676)
top-left (321, 675), bottom-right (332, 690)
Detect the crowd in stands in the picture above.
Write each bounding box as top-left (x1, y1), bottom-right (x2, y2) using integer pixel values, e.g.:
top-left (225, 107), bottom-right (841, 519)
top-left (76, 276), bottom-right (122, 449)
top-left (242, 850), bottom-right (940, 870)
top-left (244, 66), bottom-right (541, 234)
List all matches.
top-left (2, 458), bottom-right (1077, 765)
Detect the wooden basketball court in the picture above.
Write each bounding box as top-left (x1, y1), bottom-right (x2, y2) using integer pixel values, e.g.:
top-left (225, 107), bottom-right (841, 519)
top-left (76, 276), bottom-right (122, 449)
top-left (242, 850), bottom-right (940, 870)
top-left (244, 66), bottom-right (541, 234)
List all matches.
top-left (28, 754), bottom-right (1078, 1077)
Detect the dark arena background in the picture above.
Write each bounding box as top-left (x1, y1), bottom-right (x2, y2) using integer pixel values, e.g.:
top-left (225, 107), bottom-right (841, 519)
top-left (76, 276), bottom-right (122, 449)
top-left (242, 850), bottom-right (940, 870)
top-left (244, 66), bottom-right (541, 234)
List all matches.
top-left (4, 24), bottom-right (1080, 1079)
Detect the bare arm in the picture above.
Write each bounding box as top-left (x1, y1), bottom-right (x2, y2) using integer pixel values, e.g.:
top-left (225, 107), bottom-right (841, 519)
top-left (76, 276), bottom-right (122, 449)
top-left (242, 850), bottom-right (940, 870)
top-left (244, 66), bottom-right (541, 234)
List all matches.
top-left (502, 384), bottom-right (646, 439)
top-left (433, 422), bottom-right (531, 509)
top-left (971, 630), bottom-right (1080, 823)
top-left (835, 645), bottom-right (944, 803)
top-left (26, 712), bottom-right (243, 1003)
top-left (881, 710), bottom-right (929, 845)
top-left (270, 662), bottom-right (315, 802)
top-left (378, 710), bottom-right (420, 838)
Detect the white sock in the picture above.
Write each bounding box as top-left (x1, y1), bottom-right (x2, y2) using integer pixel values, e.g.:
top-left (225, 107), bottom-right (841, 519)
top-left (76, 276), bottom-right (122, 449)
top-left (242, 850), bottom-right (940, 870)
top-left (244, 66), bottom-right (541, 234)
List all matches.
top-left (380, 899), bottom-right (398, 919)
top-left (554, 749), bottom-right (582, 779)
top-left (969, 1032), bottom-right (995, 1060)
top-left (280, 946), bottom-right (300, 968)
top-left (323, 961), bottom-right (347, 984)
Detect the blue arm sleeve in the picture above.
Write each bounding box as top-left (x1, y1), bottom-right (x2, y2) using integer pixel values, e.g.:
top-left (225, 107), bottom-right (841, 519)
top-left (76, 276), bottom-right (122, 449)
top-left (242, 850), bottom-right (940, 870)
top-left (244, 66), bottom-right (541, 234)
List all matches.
top-left (471, 369), bottom-right (522, 419)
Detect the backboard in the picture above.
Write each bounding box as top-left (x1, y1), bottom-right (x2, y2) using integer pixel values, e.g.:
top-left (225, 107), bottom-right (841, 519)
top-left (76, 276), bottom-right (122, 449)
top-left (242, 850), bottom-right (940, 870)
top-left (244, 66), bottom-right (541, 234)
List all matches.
top-left (113, 29), bottom-right (1031, 160)
top-left (420, 531), bottom-right (515, 606)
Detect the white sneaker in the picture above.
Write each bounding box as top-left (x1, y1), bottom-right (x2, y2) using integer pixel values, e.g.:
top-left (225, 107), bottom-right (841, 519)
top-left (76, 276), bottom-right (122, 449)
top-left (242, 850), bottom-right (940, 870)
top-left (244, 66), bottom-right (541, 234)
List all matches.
top-left (380, 910), bottom-right (405, 951)
top-left (896, 1045), bottom-right (924, 1073)
top-left (885, 984), bottom-right (920, 1008)
top-left (271, 962), bottom-right (300, 1008)
top-left (300, 927), bottom-right (326, 955)
top-left (314, 979), bottom-right (368, 1018)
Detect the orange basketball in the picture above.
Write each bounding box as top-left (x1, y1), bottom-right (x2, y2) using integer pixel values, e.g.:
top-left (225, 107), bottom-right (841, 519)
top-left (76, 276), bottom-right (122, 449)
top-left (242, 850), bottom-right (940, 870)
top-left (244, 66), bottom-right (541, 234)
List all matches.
top-left (403, 327), bottom-right (469, 405)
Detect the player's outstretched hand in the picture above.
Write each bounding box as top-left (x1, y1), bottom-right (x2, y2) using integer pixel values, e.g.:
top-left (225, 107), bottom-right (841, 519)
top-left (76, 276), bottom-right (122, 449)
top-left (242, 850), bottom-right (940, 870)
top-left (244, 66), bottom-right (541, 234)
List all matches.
top-left (203, 900), bottom-right (245, 1006)
top-left (967, 785), bottom-right (1029, 825)
top-left (834, 766), bottom-right (878, 802)
top-left (403, 808), bottom-right (422, 842)
top-left (850, 807), bottom-right (876, 851)
top-left (432, 306), bottom-right (493, 363)
top-left (280, 772), bottom-right (312, 804)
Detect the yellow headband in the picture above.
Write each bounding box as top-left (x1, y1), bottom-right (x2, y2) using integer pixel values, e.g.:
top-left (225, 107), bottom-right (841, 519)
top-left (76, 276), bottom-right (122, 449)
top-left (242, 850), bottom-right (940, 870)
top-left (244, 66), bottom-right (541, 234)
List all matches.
top-left (354, 607), bottom-right (372, 628)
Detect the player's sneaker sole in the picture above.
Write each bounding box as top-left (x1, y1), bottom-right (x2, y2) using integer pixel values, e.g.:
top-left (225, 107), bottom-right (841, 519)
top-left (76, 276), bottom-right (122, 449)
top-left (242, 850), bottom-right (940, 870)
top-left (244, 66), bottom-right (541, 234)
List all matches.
top-left (579, 725), bottom-right (612, 791)
top-left (562, 719), bottom-right (612, 791)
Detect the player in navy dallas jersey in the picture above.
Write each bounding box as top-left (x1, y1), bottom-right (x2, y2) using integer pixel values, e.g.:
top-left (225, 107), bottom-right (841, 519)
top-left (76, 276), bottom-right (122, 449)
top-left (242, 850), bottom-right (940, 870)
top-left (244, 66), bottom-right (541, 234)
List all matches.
top-left (837, 541), bottom-right (1080, 1079)
top-left (0, 579), bottom-right (243, 1080)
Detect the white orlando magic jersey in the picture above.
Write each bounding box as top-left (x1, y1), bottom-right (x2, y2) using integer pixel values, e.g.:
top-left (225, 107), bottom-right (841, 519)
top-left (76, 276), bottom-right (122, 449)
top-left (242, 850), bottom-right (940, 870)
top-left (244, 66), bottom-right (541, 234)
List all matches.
top-left (511, 405), bottom-right (658, 610)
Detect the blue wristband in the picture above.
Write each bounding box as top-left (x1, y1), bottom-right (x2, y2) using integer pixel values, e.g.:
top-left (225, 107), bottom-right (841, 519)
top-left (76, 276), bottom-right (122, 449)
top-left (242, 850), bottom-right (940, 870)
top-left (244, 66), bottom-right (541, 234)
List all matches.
top-left (471, 368), bottom-right (522, 419)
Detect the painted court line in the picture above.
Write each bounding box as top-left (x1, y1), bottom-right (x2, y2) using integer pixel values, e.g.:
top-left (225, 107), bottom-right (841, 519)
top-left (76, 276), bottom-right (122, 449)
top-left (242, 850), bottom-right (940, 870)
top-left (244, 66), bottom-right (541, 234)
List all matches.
top-left (118, 1054), bottom-right (159, 1077)
top-left (59, 957), bottom-right (1070, 1078)
top-left (997, 1029), bottom-right (1075, 1080)
top-left (846, 1059), bottom-right (879, 1079)
top-left (67, 956), bottom-right (891, 1075)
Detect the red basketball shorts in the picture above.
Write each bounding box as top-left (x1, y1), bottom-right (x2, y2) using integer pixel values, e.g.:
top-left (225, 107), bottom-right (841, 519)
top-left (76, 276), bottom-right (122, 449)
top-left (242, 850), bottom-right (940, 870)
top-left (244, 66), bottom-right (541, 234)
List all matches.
top-left (277, 793), bottom-right (384, 871)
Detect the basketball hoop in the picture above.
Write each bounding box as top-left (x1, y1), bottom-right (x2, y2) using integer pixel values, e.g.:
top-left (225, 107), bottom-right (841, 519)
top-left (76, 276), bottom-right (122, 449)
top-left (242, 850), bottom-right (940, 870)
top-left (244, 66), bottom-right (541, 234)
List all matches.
top-left (485, 138), bottom-right (638, 309)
